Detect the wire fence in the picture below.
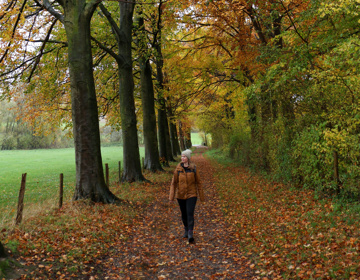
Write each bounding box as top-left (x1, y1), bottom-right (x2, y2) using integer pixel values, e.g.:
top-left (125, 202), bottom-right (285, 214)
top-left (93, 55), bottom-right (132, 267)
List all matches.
top-left (1, 173), bottom-right (73, 228)
top-left (0, 161), bottom-right (127, 229)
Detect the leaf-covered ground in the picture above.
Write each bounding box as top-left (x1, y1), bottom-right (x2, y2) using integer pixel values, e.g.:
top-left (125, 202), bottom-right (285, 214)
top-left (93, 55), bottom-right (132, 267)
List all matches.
top-left (98, 149), bottom-right (255, 279)
top-left (2, 147), bottom-right (360, 279)
top-left (208, 152), bottom-right (360, 279)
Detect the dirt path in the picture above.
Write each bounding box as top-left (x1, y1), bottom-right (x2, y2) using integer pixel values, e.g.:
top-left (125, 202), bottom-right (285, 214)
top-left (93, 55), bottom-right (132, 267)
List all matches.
top-left (102, 148), bottom-right (255, 279)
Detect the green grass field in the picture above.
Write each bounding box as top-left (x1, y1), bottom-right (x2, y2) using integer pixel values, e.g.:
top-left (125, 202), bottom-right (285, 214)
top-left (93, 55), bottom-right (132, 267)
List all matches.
top-left (0, 146), bottom-right (144, 227)
top-left (191, 132), bottom-right (203, 145)
top-left (0, 132), bottom-right (204, 227)
top-left (191, 132), bottom-right (211, 146)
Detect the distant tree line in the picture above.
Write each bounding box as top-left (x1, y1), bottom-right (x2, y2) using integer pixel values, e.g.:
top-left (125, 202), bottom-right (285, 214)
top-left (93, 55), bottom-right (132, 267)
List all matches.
top-left (0, 101), bottom-right (125, 150)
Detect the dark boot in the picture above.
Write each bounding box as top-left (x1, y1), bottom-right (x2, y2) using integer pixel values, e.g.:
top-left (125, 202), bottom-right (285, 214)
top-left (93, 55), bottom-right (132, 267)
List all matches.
top-left (188, 230), bottom-right (194, 243)
top-left (183, 228), bottom-right (188, 238)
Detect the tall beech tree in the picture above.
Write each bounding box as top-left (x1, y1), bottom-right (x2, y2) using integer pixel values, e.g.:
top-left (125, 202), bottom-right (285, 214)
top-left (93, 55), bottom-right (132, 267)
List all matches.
top-left (134, 9), bottom-right (164, 172)
top-left (117, 2), bottom-right (146, 182)
top-left (157, 91), bottom-right (170, 165)
top-left (98, 1), bottom-right (146, 182)
top-left (45, 0), bottom-right (118, 202)
top-left (0, 0), bottom-right (118, 202)
top-left (164, 106), bottom-right (175, 159)
top-left (154, 0), bottom-right (175, 164)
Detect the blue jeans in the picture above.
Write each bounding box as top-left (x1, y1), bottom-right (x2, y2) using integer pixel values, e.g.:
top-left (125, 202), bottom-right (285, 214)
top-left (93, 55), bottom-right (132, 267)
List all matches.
top-left (177, 197), bottom-right (197, 231)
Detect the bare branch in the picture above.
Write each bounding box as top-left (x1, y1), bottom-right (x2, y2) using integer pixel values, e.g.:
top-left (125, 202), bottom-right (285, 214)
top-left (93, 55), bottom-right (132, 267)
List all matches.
top-left (0, 48), bottom-right (57, 81)
top-left (93, 50), bottom-right (110, 67)
top-left (91, 36), bottom-right (125, 65)
top-left (28, 19), bottom-right (58, 82)
top-left (0, 0), bottom-right (28, 64)
top-left (0, 0), bottom-right (18, 20)
top-left (42, 0), bottom-right (64, 22)
top-left (25, 39), bottom-right (68, 46)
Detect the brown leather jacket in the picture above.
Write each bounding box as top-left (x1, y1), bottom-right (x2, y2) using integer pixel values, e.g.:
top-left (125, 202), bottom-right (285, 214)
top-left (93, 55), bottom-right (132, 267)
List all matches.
top-left (169, 163), bottom-right (205, 201)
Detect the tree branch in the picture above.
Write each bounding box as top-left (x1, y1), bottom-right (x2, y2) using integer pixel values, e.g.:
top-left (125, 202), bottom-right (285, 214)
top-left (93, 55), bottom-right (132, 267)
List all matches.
top-left (243, 6), bottom-right (267, 45)
top-left (107, 0), bottom-right (167, 4)
top-left (0, 0), bottom-right (17, 20)
top-left (85, 0), bottom-right (102, 19)
top-left (0, 0), bottom-right (28, 64)
top-left (280, 1), bottom-right (308, 45)
top-left (25, 39), bottom-right (68, 46)
top-left (42, 0), bottom-right (64, 23)
top-left (0, 49), bottom-right (56, 81)
top-left (99, 3), bottom-right (122, 41)
top-left (27, 19), bottom-right (58, 82)
top-left (91, 36), bottom-right (125, 65)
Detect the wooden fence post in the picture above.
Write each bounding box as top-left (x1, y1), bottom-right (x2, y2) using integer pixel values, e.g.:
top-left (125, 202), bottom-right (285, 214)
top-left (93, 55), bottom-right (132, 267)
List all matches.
top-left (118, 161), bottom-right (121, 183)
top-left (59, 173), bottom-right (64, 209)
top-left (15, 173), bottom-right (27, 225)
top-left (105, 163), bottom-right (109, 188)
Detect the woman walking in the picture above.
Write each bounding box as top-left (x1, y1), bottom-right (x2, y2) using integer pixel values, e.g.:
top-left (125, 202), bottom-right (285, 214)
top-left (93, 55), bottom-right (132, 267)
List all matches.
top-left (169, 149), bottom-right (205, 243)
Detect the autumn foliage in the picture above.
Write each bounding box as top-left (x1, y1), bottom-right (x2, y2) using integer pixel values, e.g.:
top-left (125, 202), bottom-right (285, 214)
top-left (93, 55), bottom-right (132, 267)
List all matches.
top-left (1, 0), bottom-right (360, 277)
top-left (163, 0), bottom-right (360, 198)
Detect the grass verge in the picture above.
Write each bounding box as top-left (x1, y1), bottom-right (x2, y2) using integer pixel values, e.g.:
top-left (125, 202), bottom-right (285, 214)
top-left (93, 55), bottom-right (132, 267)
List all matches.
top-left (0, 146), bottom-right (144, 228)
top-left (1, 163), bottom-right (175, 279)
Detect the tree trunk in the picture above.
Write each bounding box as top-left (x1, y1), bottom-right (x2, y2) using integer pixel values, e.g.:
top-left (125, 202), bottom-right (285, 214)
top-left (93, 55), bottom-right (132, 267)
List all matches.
top-left (204, 133), bottom-right (208, 146)
top-left (178, 120), bottom-right (185, 151)
top-left (260, 92), bottom-right (271, 171)
top-left (63, 1), bottom-right (118, 203)
top-left (164, 111), bottom-right (175, 161)
top-left (155, 36), bottom-right (169, 165)
top-left (154, 1), bottom-right (173, 165)
top-left (157, 97), bottom-right (169, 166)
top-left (169, 120), bottom-right (181, 156)
top-left (247, 98), bottom-right (257, 147)
top-left (136, 13), bottom-right (163, 172)
top-left (167, 106), bottom-right (180, 157)
top-left (174, 124), bottom-right (181, 154)
top-left (184, 128), bottom-right (192, 149)
top-left (118, 2), bottom-right (146, 182)
top-left (0, 241), bottom-right (6, 258)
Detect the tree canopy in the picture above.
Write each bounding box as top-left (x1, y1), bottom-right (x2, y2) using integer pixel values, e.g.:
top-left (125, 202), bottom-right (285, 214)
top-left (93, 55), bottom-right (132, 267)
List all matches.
top-left (1, 0), bottom-right (360, 198)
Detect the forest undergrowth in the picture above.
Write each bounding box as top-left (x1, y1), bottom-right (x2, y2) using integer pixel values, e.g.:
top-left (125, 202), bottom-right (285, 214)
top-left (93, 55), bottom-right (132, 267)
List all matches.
top-left (1, 147), bottom-right (360, 279)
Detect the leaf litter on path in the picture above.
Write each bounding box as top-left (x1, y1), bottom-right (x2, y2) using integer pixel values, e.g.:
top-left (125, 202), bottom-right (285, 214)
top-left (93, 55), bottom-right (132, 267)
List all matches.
top-left (100, 149), bottom-right (255, 279)
top-left (4, 147), bottom-right (255, 279)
